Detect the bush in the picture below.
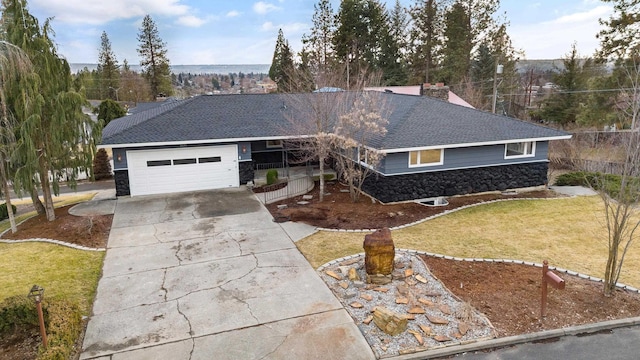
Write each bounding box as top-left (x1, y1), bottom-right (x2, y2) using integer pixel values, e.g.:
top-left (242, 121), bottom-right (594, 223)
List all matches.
top-left (92, 148), bottom-right (112, 180)
top-left (554, 171), bottom-right (638, 200)
top-left (266, 169), bottom-right (278, 185)
top-left (0, 295), bottom-right (40, 335)
top-left (38, 299), bottom-right (83, 360)
top-left (0, 202), bottom-right (17, 221)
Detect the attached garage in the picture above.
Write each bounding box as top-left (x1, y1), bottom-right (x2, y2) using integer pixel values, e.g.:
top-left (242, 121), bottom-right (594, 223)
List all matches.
top-left (127, 145), bottom-right (239, 196)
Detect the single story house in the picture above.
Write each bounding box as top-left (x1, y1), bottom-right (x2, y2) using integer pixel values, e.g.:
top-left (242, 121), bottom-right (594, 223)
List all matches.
top-left (100, 90), bottom-right (570, 202)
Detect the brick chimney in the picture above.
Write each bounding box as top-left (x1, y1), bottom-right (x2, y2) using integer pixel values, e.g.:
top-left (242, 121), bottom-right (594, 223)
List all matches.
top-left (420, 82), bottom-right (449, 102)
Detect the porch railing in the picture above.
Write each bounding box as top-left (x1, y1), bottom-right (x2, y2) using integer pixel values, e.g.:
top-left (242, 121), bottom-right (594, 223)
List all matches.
top-left (255, 162), bottom-right (288, 178)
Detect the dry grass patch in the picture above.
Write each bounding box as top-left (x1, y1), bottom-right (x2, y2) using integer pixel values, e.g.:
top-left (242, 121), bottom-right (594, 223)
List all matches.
top-left (0, 242), bottom-right (104, 313)
top-left (297, 196), bottom-right (640, 288)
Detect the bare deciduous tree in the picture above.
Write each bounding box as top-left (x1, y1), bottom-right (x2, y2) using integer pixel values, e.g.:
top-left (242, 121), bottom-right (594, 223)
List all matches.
top-left (595, 58), bottom-right (640, 296)
top-left (333, 91), bottom-right (389, 202)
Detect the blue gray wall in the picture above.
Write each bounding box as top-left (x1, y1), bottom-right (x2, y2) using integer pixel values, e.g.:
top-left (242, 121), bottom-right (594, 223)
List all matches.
top-left (380, 141), bottom-right (549, 175)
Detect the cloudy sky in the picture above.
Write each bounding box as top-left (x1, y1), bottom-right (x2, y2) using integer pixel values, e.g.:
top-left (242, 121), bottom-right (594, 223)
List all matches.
top-left (27, 0), bottom-right (614, 65)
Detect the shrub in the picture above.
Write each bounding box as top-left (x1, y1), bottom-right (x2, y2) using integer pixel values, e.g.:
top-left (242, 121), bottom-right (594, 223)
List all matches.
top-left (38, 299), bottom-right (83, 360)
top-left (0, 295), bottom-right (40, 335)
top-left (266, 169), bottom-right (278, 185)
top-left (92, 148), bottom-right (112, 180)
top-left (0, 202), bottom-right (17, 221)
top-left (554, 171), bottom-right (638, 201)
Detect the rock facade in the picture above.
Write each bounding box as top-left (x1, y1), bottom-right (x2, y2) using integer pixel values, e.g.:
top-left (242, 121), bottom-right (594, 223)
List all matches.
top-left (362, 163), bottom-right (548, 203)
top-left (239, 161), bottom-right (254, 184)
top-left (114, 170), bottom-right (130, 196)
top-left (363, 228), bottom-right (395, 282)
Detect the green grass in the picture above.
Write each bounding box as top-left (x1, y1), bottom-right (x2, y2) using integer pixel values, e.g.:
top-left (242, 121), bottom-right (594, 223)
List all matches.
top-left (0, 242), bottom-right (104, 314)
top-left (297, 196), bottom-right (640, 288)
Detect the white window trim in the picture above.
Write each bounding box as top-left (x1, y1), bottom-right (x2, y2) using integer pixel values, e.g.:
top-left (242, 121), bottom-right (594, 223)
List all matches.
top-left (408, 149), bottom-right (444, 168)
top-left (504, 141), bottom-right (536, 159)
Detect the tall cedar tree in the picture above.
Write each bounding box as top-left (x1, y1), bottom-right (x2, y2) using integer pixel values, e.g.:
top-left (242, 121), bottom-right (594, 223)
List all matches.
top-left (137, 15), bottom-right (172, 98)
top-left (2, 0), bottom-right (101, 221)
top-left (269, 29), bottom-right (295, 92)
top-left (97, 31), bottom-right (120, 100)
top-left (597, 0), bottom-right (640, 60)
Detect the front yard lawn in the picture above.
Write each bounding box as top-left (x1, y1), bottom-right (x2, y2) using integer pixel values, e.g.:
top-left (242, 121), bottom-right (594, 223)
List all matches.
top-left (297, 195), bottom-right (640, 288)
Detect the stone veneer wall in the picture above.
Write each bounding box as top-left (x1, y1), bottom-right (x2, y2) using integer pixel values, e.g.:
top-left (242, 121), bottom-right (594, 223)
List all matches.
top-left (362, 163), bottom-right (548, 203)
top-left (239, 161), bottom-right (255, 184)
top-left (114, 170), bottom-right (130, 196)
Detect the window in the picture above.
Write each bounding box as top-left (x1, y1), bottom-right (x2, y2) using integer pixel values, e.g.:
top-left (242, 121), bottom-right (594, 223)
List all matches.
top-left (147, 160), bottom-right (171, 167)
top-left (173, 158), bottom-right (197, 165)
top-left (199, 156), bottom-right (221, 163)
top-left (266, 140), bottom-right (283, 148)
top-left (505, 142), bottom-right (535, 158)
top-left (408, 149), bottom-right (443, 167)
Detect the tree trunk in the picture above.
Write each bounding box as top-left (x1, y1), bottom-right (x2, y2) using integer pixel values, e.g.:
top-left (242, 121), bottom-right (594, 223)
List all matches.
top-left (2, 178), bottom-right (17, 234)
top-left (38, 161), bottom-right (55, 221)
top-left (29, 185), bottom-right (45, 215)
top-left (319, 155), bottom-right (325, 202)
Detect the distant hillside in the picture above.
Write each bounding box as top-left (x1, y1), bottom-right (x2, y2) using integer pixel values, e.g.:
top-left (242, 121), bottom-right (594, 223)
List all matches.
top-left (70, 63), bottom-right (271, 75)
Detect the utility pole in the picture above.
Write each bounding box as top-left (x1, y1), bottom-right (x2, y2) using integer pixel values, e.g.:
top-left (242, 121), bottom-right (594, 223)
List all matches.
top-left (492, 63), bottom-right (503, 114)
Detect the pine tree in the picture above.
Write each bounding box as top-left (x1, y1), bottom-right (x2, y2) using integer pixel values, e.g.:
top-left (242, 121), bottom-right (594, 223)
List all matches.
top-left (269, 29), bottom-right (295, 92)
top-left (380, 0), bottom-right (408, 85)
top-left (597, 0), bottom-right (640, 60)
top-left (541, 43), bottom-right (589, 128)
top-left (2, 0), bottom-right (101, 221)
top-left (137, 15), bottom-right (172, 98)
top-left (97, 99), bottom-right (126, 128)
top-left (440, 2), bottom-right (472, 85)
top-left (334, 0), bottom-right (389, 87)
top-left (408, 0), bottom-right (449, 84)
top-left (97, 31), bottom-right (120, 100)
top-left (301, 0), bottom-right (336, 86)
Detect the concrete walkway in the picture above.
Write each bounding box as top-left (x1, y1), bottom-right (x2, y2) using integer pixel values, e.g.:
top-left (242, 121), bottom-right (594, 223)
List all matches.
top-left (81, 188), bottom-right (373, 360)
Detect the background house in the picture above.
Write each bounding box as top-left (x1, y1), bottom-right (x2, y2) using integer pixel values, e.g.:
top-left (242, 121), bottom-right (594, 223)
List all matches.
top-left (100, 91), bottom-right (570, 201)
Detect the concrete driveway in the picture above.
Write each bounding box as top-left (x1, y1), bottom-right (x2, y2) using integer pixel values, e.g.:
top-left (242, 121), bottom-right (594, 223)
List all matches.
top-left (81, 188), bottom-right (373, 360)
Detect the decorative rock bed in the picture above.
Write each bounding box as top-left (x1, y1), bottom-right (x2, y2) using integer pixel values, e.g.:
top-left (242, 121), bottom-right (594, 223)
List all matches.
top-left (318, 250), bottom-right (496, 358)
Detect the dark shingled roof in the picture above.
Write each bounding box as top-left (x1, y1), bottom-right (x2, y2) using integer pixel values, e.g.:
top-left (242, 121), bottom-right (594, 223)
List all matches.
top-left (102, 92), bottom-right (569, 149)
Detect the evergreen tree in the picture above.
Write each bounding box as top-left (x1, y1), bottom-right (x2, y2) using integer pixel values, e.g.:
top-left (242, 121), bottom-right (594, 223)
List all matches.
top-left (470, 42), bottom-right (495, 110)
top-left (137, 14), bottom-right (172, 98)
top-left (97, 31), bottom-right (120, 100)
top-left (408, 0), bottom-right (449, 84)
top-left (97, 99), bottom-right (126, 128)
top-left (597, 0), bottom-right (640, 60)
top-left (440, 2), bottom-right (472, 85)
top-left (301, 0), bottom-right (336, 82)
top-left (268, 29), bottom-right (295, 92)
top-left (380, 0), bottom-right (409, 85)
top-left (541, 44), bottom-right (589, 128)
top-left (334, 0), bottom-right (388, 87)
top-left (92, 148), bottom-right (112, 180)
top-left (2, 0), bottom-right (101, 221)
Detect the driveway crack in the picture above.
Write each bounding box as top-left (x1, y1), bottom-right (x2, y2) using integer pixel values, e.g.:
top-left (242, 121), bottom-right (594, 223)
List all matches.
top-left (219, 285), bottom-right (260, 324)
top-left (176, 299), bottom-right (196, 359)
top-left (174, 241), bottom-right (183, 264)
top-left (160, 269), bottom-right (168, 302)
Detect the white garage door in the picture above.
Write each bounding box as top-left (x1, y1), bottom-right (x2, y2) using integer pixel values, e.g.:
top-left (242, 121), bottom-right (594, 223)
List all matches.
top-left (127, 145), bottom-right (239, 196)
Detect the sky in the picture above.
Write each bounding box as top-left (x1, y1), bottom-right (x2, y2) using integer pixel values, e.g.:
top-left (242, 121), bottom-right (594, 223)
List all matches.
top-left (25, 0), bottom-right (615, 65)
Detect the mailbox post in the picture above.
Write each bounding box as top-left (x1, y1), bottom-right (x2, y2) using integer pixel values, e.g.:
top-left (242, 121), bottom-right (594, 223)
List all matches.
top-left (541, 260), bottom-right (565, 318)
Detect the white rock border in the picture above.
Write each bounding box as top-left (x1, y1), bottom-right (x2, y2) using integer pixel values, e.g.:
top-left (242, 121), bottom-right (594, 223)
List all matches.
top-left (317, 249), bottom-right (640, 294)
top-left (0, 238), bottom-right (105, 252)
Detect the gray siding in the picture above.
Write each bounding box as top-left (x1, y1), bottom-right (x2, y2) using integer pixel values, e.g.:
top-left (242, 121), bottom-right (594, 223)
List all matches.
top-left (382, 141), bottom-right (549, 175)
